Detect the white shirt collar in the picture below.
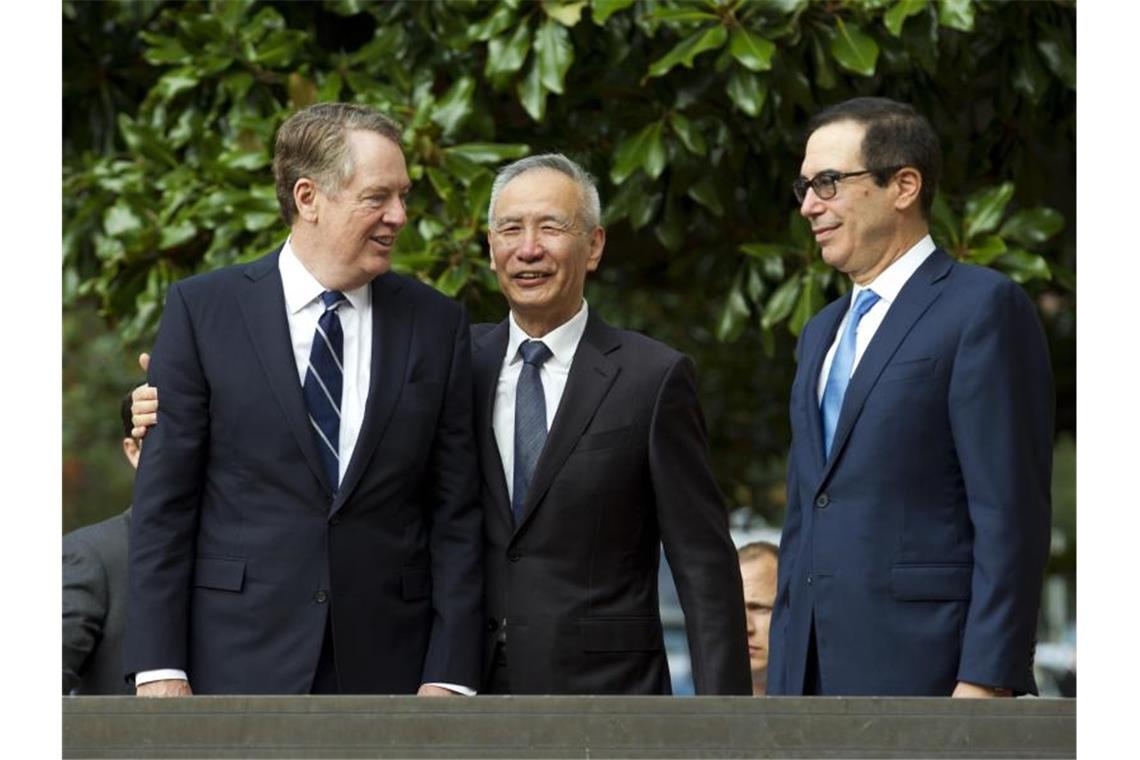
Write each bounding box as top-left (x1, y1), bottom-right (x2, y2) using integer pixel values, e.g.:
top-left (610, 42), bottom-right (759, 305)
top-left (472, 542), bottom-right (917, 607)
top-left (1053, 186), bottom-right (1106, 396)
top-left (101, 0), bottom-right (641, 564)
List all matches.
top-left (851, 234), bottom-right (936, 305)
top-left (506, 300), bottom-right (589, 369)
top-left (279, 237), bottom-right (369, 314)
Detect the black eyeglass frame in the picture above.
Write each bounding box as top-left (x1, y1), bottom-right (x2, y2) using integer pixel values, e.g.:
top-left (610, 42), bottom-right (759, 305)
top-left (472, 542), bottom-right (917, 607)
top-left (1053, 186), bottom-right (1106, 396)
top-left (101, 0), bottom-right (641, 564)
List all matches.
top-left (792, 166), bottom-right (905, 203)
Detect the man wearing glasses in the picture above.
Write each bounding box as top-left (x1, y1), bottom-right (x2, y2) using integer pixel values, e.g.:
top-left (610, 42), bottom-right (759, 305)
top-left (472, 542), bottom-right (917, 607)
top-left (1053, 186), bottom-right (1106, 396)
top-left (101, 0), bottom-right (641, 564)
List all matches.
top-left (768, 97), bottom-right (1053, 697)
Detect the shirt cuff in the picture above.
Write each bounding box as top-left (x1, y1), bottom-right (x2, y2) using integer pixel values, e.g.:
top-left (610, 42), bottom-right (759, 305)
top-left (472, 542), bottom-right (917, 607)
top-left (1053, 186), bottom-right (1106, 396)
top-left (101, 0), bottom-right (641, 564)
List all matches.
top-left (135, 669), bottom-right (189, 687)
top-left (425, 681), bottom-right (476, 696)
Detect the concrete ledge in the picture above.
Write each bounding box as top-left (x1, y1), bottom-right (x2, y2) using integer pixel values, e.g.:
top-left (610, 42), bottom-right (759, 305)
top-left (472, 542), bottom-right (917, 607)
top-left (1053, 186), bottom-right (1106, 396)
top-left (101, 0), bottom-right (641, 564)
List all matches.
top-left (63, 695), bottom-right (1075, 758)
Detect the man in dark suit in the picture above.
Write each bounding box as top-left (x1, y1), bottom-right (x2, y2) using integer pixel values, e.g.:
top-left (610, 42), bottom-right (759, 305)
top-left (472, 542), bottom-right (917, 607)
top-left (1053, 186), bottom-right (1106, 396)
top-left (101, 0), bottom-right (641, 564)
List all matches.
top-left (62, 393), bottom-right (139, 695)
top-left (768, 97), bottom-right (1052, 697)
top-left (475, 154), bottom-right (750, 694)
top-left (125, 103), bottom-right (482, 696)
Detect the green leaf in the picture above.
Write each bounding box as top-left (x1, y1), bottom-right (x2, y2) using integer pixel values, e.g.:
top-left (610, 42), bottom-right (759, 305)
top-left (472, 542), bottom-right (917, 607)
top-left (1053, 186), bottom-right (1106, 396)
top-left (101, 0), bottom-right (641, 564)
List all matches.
top-left (647, 25), bottom-right (728, 79)
top-left (965, 234), bottom-right (1006, 266)
top-left (436, 264), bottom-right (471, 297)
top-left (441, 151), bottom-right (486, 186)
top-left (687, 175), bottom-right (724, 216)
top-left (740, 243), bottom-right (787, 261)
top-left (1049, 261), bottom-right (1076, 292)
top-left (728, 27), bottom-right (776, 72)
top-left (963, 182), bottom-right (1014, 240)
top-left (104, 203), bottom-right (143, 237)
top-left (761, 276), bottom-right (800, 331)
top-left (140, 32), bottom-right (190, 65)
top-left (534, 19), bottom-right (574, 94)
top-left (485, 24), bottom-right (532, 79)
top-left (543, 0), bottom-right (588, 27)
top-left (930, 193), bottom-right (959, 249)
top-left (830, 18), bottom-right (879, 77)
top-left (810, 32), bottom-right (837, 90)
top-left (470, 5), bottom-right (515, 41)
top-left (726, 69), bottom-right (768, 118)
top-left (1036, 35), bottom-right (1076, 90)
top-left (517, 62), bottom-right (547, 121)
top-left (999, 207), bottom-right (1065, 247)
top-left (789, 273), bottom-right (824, 336)
top-left (1012, 43), bottom-right (1049, 104)
top-left (883, 0), bottom-right (927, 38)
top-left (716, 274), bottom-right (751, 342)
top-left (669, 112), bottom-right (707, 155)
top-left (610, 121), bottom-right (666, 183)
top-left (445, 143), bottom-right (532, 164)
top-left (431, 76), bottom-right (476, 135)
top-left (995, 250), bottom-right (1051, 284)
top-left (154, 66), bottom-right (200, 100)
top-left (937, 0), bottom-right (974, 32)
top-left (646, 7), bottom-right (720, 23)
top-left (592, 0), bottom-right (636, 24)
top-left (654, 198), bottom-right (685, 252)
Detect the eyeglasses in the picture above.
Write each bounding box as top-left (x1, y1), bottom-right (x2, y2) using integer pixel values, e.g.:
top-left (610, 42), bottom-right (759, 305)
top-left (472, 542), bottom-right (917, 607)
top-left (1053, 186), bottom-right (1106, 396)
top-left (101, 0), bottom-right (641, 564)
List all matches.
top-left (792, 166), bottom-right (903, 203)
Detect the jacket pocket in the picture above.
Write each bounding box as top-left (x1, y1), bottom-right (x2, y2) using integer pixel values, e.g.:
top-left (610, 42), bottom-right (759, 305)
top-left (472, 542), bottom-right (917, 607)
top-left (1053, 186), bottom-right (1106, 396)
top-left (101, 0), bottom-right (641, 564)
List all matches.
top-left (579, 617), bottom-right (663, 652)
top-left (575, 426), bottom-right (632, 453)
top-left (890, 563), bottom-right (971, 601)
top-left (194, 556), bottom-right (246, 592)
top-left (878, 357), bottom-right (935, 383)
top-left (401, 566), bottom-right (432, 601)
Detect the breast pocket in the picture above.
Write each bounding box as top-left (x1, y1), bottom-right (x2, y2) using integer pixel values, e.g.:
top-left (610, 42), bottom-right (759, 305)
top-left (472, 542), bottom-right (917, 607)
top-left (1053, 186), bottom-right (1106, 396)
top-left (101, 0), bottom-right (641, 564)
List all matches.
top-left (574, 425), bottom-right (631, 454)
top-left (877, 358), bottom-right (935, 384)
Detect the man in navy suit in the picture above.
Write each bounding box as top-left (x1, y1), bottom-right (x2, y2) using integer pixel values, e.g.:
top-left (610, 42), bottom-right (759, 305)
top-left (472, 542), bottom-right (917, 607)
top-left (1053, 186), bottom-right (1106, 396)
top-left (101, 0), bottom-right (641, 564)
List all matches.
top-left (125, 103), bottom-right (482, 696)
top-left (768, 97), bottom-right (1052, 697)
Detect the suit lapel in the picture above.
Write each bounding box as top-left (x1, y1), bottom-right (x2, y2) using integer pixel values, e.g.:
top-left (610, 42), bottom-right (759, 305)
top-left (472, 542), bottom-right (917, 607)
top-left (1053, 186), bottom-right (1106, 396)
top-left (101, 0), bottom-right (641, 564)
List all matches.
top-left (472, 321), bottom-right (512, 523)
top-left (515, 312), bottom-right (621, 532)
top-left (332, 273), bottom-right (411, 515)
top-left (237, 250), bottom-right (331, 499)
top-left (800, 297), bottom-right (848, 476)
top-left (820, 249), bottom-right (953, 482)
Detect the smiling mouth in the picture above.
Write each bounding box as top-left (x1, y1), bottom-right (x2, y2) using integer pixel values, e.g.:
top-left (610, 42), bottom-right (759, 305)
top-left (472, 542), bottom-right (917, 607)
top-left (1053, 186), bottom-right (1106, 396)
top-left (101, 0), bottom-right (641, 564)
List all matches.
top-left (369, 234), bottom-right (396, 248)
top-left (513, 272), bottom-right (552, 282)
top-left (813, 224), bottom-right (839, 239)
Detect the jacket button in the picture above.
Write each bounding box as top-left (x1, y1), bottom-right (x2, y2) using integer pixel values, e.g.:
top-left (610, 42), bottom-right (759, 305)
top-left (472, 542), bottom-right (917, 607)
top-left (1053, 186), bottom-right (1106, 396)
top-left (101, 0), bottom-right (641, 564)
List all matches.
top-left (815, 493), bottom-right (830, 508)
top-left (508, 551), bottom-right (521, 562)
top-left (487, 618), bottom-right (499, 632)
top-left (314, 590), bottom-right (328, 603)
top-left (807, 574), bottom-right (814, 585)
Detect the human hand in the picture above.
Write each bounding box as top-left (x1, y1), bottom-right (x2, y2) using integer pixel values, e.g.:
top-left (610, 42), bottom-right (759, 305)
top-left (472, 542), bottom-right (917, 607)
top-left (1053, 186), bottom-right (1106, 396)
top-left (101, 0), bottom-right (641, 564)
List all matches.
top-left (952, 681), bottom-right (1011, 698)
top-left (136, 679), bottom-right (192, 697)
top-left (417, 684), bottom-right (458, 697)
top-left (131, 353), bottom-right (158, 440)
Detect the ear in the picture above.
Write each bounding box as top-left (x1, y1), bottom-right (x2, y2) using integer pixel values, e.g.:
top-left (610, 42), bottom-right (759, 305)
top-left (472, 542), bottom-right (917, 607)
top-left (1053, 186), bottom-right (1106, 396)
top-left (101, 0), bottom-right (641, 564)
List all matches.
top-left (585, 226), bottom-right (606, 272)
top-left (892, 167), bottom-right (923, 213)
top-left (123, 438), bottom-right (141, 470)
top-left (293, 177), bottom-right (321, 223)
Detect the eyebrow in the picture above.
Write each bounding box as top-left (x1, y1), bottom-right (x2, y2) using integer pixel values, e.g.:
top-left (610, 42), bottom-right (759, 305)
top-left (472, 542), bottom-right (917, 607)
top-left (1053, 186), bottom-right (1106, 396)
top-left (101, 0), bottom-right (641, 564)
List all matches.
top-left (494, 213), bottom-right (573, 226)
top-left (358, 182), bottom-right (412, 197)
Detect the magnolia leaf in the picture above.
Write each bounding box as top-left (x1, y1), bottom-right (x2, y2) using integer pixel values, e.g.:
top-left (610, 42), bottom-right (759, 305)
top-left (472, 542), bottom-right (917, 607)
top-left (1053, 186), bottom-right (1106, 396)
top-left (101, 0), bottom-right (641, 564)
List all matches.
top-left (999, 207), bottom-right (1065, 246)
top-left (535, 19), bottom-right (574, 94)
top-left (669, 111), bottom-right (707, 155)
top-left (884, 0), bottom-right (927, 38)
top-left (486, 24), bottom-right (532, 79)
top-left (761, 276), bottom-right (800, 331)
top-left (517, 62), bottom-right (547, 121)
top-left (611, 121), bottom-right (666, 183)
top-left (592, 0), bottom-right (636, 24)
top-left (963, 182), bottom-right (1015, 240)
top-left (830, 18), bottom-right (879, 77)
top-left (938, 0), bottom-right (975, 32)
top-left (728, 27), bottom-right (776, 72)
top-left (543, 1), bottom-right (588, 27)
top-left (647, 25), bottom-right (728, 79)
top-left (726, 69), bottom-right (768, 117)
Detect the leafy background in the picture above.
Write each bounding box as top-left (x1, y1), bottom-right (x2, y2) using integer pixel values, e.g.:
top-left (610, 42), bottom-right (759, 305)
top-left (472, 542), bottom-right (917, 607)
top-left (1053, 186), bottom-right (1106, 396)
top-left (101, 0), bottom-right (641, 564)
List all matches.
top-left (63, 0), bottom-right (1075, 608)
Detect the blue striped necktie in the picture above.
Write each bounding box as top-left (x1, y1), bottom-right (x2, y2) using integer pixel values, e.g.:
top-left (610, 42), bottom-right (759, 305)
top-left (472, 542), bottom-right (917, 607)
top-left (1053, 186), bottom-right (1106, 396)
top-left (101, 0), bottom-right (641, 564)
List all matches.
top-left (820, 288), bottom-right (880, 459)
top-left (303, 290), bottom-right (347, 492)
top-left (513, 339), bottom-right (553, 523)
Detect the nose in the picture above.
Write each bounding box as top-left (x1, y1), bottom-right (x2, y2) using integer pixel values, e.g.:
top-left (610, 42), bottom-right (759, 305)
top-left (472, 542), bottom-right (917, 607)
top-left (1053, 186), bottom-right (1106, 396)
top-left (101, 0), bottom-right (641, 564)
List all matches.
top-left (800, 187), bottom-right (824, 219)
top-left (383, 197), bottom-right (407, 229)
top-left (516, 227), bottom-right (544, 260)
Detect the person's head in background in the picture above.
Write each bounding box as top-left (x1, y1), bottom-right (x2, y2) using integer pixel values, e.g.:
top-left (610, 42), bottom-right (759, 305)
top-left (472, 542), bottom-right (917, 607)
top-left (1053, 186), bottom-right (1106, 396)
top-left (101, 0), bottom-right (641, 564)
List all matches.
top-left (738, 541), bottom-right (779, 695)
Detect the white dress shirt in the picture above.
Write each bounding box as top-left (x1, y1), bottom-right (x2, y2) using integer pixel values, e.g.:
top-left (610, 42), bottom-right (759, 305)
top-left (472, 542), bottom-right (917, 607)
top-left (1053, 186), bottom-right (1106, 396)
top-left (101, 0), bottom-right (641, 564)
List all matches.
top-left (493, 301), bottom-right (589, 500)
top-left (816, 235), bottom-right (936, 402)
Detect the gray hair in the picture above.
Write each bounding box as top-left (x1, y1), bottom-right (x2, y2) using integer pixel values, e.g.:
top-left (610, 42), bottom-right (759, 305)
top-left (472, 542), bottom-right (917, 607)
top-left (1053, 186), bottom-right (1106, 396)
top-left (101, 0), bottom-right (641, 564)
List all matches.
top-left (488, 153), bottom-right (602, 230)
top-left (273, 102), bottom-right (403, 225)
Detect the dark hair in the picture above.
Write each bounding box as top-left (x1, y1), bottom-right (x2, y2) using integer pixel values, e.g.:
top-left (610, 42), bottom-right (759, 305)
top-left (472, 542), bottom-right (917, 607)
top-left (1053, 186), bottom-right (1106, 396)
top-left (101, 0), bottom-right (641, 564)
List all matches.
top-left (273, 102), bottom-right (403, 225)
top-left (807, 97), bottom-right (941, 218)
top-left (738, 541), bottom-right (779, 564)
top-left (120, 391), bottom-right (135, 439)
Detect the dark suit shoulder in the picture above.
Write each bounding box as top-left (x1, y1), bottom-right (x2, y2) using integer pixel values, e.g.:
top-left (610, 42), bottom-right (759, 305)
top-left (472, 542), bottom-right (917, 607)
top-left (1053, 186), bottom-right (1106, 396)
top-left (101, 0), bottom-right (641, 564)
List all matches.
top-left (386, 271), bottom-right (463, 315)
top-left (63, 510), bottom-right (130, 559)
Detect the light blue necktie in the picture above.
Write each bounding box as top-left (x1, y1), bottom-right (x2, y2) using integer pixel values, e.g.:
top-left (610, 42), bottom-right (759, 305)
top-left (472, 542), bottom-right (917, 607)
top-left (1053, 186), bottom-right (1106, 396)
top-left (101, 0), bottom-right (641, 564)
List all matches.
top-left (820, 289), bottom-right (880, 458)
top-left (302, 290), bottom-right (347, 492)
top-left (513, 339), bottom-right (553, 523)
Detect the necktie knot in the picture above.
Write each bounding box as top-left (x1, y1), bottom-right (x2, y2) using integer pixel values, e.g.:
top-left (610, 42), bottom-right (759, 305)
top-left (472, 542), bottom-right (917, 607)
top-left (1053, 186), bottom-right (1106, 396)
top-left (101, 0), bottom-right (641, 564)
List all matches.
top-left (851, 288), bottom-right (880, 319)
top-left (320, 290), bottom-right (346, 312)
top-left (518, 339), bottom-right (553, 368)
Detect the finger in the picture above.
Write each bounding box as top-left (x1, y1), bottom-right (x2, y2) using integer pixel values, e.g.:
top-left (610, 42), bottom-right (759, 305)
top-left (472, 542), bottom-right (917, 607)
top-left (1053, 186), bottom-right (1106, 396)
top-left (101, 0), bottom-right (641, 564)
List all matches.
top-left (138, 352), bottom-right (150, 372)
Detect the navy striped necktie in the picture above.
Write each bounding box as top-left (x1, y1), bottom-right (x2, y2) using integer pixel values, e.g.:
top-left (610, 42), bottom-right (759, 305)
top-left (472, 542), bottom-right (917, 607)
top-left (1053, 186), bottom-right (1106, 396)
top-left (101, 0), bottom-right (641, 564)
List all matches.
top-left (513, 339), bottom-right (553, 523)
top-left (303, 290), bottom-right (347, 492)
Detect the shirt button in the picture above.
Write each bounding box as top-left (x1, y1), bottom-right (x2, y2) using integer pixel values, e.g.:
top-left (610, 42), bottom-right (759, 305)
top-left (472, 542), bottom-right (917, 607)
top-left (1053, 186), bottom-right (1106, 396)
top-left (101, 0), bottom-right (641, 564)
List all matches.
top-left (314, 591), bottom-right (328, 603)
top-left (815, 494), bottom-right (830, 508)
top-left (807, 574), bottom-right (814, 585)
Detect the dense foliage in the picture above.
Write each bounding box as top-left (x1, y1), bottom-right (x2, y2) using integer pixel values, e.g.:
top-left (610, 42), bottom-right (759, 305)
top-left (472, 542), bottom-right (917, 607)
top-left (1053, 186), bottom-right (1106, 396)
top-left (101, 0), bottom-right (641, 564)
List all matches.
top-left (63, 0), bottom-right (1076, 534)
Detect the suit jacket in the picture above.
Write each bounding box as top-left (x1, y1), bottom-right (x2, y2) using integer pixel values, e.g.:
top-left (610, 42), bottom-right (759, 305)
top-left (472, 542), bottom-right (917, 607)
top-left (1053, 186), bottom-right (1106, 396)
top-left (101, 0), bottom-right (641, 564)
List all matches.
top-left (769, 249), bottom-right (1052, 696)
top-left (63, 509), bottom-right (132, 695)
top-left (472, 311), bottom-right (750, 695)
top-left (125, 248), bottom-right (483, 694)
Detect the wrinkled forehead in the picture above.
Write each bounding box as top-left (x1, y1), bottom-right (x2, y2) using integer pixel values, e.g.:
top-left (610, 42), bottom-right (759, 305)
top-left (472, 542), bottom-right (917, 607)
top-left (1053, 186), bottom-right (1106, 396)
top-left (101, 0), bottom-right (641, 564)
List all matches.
top-left (494, 168), bottom-right (585, 220)
top-left (801, 120), bottom-right (867, 176)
